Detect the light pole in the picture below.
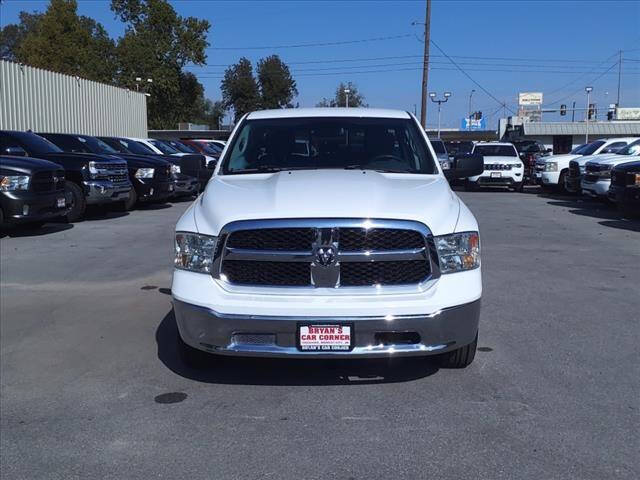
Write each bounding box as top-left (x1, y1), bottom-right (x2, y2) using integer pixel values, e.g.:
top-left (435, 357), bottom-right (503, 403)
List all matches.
top-left (468, 89), bottom-right (475, 130)
top-left (585, 86), bottom-right (593, 143)
top-left (344, 88), bottom-right (350, 108)
top-left (429, 91), bottom-right (451, 138)
top-left (135, 77), bottom-right (153, 92)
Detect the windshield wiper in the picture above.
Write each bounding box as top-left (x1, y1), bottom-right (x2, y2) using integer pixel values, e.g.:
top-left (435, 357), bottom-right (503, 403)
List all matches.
top-left (343, 165), bottom-right (414, 173)
top-left (228, 165), bottom-right (317, 174)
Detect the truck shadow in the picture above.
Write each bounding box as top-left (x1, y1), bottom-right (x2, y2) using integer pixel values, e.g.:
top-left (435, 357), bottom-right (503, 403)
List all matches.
top-left (156, 310), bottom-right (439, 386)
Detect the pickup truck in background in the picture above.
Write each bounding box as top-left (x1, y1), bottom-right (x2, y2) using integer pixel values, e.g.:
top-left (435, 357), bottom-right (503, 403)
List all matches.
top-left (0, 154), bottom-right (70, 227)
top-left (608, 159), bottom-right (640, 217)
top-left (38, 133), bottom-right (174, 210)
top-left (172, 108), bottom-right (485, 369)
top-left (581, 139), bottom-right (640, 199)
top-left (0, 131), bottom-right (131, 221)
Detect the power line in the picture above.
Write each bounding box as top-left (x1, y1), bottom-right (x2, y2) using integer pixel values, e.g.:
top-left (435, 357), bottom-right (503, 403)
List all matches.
top-left (428, 39), bottom-right (517, 114)
top-left (545, 61), bottom-right (620, 107)
top-left (208, 34), bottom-right (413, 50)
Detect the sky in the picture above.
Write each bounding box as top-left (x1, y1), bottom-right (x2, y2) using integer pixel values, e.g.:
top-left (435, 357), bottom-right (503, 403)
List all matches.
top-left (1, 0), bottom-right (639, 128)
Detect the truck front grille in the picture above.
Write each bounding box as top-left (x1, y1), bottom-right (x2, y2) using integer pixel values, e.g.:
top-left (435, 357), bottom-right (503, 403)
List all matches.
top-left (215, 219), bottom-right (437, 288)
top-left (32, 170), bottom-right (65, 193)
top-left (611, 170), bottom-right (634, 187)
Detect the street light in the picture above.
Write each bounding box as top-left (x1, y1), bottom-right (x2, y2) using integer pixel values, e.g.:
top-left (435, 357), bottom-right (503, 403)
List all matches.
top-left (585, 86), bottom-right (593, 143)
top-left (468, 89), bottom-right (475, 130)
top-left (344, 88), bottom-right (350, 108)
top-left (134, 77), bottom-right (153, 92)
top-left (429, 91), bottom-right (452, 138)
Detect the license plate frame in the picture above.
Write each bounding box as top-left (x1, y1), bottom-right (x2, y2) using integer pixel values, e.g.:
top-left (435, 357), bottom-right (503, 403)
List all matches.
top-left (296, 322), bottom-right (354, 352)
top-left (490, 171), bottom-right (502, 178)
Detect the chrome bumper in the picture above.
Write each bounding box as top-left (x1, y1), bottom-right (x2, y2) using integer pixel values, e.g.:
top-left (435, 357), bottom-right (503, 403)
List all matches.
top-left (83, 180), bottom-right (131, 205)
top-left (173, 298), bottom-right (481, 358)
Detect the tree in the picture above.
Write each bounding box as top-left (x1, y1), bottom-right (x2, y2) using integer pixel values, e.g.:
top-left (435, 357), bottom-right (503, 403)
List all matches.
top-left (1, 1), bottom-right (116, 83)
top-left (198, 99), bottom-right (226, 129)
top-left (221, 57), bottom-right (260, 122)
top-left (316, 81), bottom-right (367, 108)
top-left (111, 0), bottom-right (210, 128)
top-left (257, 55), bottom-right (297, 109)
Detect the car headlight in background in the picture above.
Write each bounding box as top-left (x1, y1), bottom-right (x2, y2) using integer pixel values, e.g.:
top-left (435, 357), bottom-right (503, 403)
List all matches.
top-left (0, 175), bottom-right (30, 191)
top-left (435, 232), bottom-right (480, 274)
top-left (439, 160), bottom-right (451, 170)
top-left (175, 232), bottom-right (217, 273)
top-left (171, 164), bottom-right (181, 174)
top-left (544, 162), bottom-right (558, 172)
top-left (597, 165), bottom-right (612, 178)
top-left (635, 173), bottom-right (640, 186)
top-left (135, 167), bottom-right (154, 179)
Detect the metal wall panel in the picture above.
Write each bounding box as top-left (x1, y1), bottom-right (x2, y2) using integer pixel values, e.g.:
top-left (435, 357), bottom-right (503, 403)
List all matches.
top-left (0, 60), bottom-right (148, 137)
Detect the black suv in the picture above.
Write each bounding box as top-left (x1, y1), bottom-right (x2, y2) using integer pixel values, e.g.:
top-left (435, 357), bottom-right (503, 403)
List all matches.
top-left (39, 133), bottom-right (173, 210)
top-left (0, 155), bottom-right (70, 227)
top-left (0, 131), bottom-right (131, 221)
top-left (609, 160), bottom-right (640, 217)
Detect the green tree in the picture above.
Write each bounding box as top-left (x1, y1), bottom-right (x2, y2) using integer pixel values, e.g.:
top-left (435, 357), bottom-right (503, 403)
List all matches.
top-left (111, 0), bottom-right (210, 128)
top-left (1, 1), bottom-right (116, 83)
top-left (197, 99), bottom-right (226, 129)
top-left (257, 55), bottom-right (297, 109)
top-left (316, 81), bottom-right (367, 108)
top-left (221, 57), bottom-right (260, 122)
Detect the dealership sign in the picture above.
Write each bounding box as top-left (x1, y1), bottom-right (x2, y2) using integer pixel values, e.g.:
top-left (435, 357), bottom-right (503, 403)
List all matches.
top-left (518, 92), bottom-right (543, 106)
top-left (616, 107), bottom-right (640, 120)
top-left (461, 117), bottom-right (487, 130)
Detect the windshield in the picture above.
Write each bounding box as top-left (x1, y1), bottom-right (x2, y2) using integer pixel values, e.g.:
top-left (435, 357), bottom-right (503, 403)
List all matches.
top-left (222, 117), bottom-right (437, 175)
top-left (569, 144), bottom-right (587, 154)
top-left (202, 142), bottom-right (223, 154)
top-left (616, 139), bottom-right (640, 156)
top-left (102, 137), bottom-right (157, 155)
top-left (167, 140), bottom-right (197, 153)
top-left (430, 140), bottom-right (446, 154)
top-left (473, 144), bottom-right (518, 157)
top-left (5, 131), bottom-right (62, 154)
top-left (580, 140), bottom-right (605, 155)
top-left (445, 141), bottom-right (473, 155)
top-left (149, 139), bottom-right (179, 155)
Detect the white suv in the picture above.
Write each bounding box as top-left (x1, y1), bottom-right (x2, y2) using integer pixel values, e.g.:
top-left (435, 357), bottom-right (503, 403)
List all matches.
top-left (172, 108), bottom-right (484, 368)
top-left (466, 142), bottom-right (524, 191)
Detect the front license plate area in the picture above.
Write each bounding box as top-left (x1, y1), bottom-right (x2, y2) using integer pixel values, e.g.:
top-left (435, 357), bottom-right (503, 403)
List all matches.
top-left (297, 323), bottom-right (353, 352)
top-left (56, 198), bottom-right (66, 208)
top-left (490, 171), bottom-right (502, 178)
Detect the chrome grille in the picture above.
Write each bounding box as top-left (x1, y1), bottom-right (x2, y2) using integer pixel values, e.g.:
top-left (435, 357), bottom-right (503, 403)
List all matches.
top-left (214, 219), bottom-right (439, 289)
top-left (32, 170), bottom-right (65, 193)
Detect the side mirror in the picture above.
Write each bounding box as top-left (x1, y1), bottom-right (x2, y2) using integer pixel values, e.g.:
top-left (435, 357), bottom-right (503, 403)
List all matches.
top-left (444, 153), bottom-right (484, 180)
top-left (4, 146), bottom-right (28, 157)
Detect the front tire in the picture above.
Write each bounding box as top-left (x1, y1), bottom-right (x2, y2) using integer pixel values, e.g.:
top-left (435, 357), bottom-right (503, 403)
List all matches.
top-left (437, 333), bottom-right (477, 368)
top-left (65, 182), bottom-right (86, 222)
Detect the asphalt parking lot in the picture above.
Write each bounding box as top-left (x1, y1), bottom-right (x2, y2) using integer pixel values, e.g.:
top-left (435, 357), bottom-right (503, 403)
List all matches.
top-left (1, 190), bottom-right (638, 480)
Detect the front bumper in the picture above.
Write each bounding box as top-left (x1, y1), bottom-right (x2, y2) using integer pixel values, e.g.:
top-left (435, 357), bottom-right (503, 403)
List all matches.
top-left (1, 190), bottom-right (71, 223)
top-left (608, 184), bottom-right (640, 208)
top-left (468, 169), bottom-right (523, 187)
top-left (172, 174), bottom-right (199, 197)
top-left (174, 298), bottom-right (480, 358)
top-left (539, 171), bottom-right (560, 185)
top-left (135, 179), bottom-right (173, 203)
top-left (581, 178), bottom-right (610, 197)
top-left (83, 180), bottom-right (131, 205)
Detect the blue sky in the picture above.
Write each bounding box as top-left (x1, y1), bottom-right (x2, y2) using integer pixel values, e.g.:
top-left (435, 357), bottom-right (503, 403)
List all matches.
top-left (1, 0), bottom-right (639, 127)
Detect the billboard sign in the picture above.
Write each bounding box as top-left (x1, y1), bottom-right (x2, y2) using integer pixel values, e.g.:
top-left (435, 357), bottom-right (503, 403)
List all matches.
top-left (518, 92), bottom-right (543, 106)
top-left (461, 117), bottom-right (487, 130)
top-left (616, 107), bottom-right (640, 120)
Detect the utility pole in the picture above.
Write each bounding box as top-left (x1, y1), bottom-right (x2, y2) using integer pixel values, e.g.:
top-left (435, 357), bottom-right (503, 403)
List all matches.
top-left (571, 101), bottom-right (576, 122)
top-left (585, 86), bottom-right (593, 144)
top-left (420, 0), bottom-right (432, 128)
top-left (616, 50), bottom-right (622, 107)
top-left (468, 89), bottom-right (475, 130)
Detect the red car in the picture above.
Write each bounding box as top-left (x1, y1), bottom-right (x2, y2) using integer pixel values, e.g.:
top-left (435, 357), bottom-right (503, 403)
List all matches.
top-left (181, 140), bottom-right (223, 158)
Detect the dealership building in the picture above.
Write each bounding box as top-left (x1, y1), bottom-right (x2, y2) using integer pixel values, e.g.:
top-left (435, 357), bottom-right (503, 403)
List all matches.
top-left (0, 60), bottom-right (148, 137)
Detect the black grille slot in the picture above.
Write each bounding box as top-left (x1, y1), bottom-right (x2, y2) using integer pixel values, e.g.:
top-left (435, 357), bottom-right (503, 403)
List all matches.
top-left (611, 171), bottom-right (634, 187)
top-left (227, 228), bottom-right (314, 251)
top-left (223, 260), bottom-right (310, 286)
top-left (568, 161), bottom-right (580, 177)
top-left (340, 261), bottom-right (430, 286)
top-left (484, 163), bottom-right (512, 171)
top-left (32, 170), bottom-right (65, 193)
top-left (339, 228), bottom-right (424, 251)
top-left (109, 173), bottom-right (129, 183)
top-left (586, 164), bottom-right (600, 174)
top-left (584, 174), bottom-right (599, 183)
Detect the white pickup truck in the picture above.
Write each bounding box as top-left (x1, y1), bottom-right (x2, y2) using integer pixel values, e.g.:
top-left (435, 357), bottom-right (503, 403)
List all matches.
top-left (581, 139), bottom-right (640, 198)
top-left (537, 138), bottom-right (635, 192)
top-left (172, 108), bottom-right (484, 368)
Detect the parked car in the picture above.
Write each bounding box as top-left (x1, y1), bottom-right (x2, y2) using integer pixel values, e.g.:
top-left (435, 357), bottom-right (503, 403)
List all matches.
top-left (581, 139), bottom-right (640, 199)
top-left (608, 160), bottom-right (640, 217)
top-left (172, 107), bottom-right (484, 368)
top-left (155, 139), bottom-right (218, 166)
top-left (180, 139), bottom-right (224, 159)
top-left (99, 137), bottom-right (200, 198)
top-left (444, 141), bottom-right (474, 157)
top-left (513, 140), bottom-right (551, 185)
top-left (0, 131), bottom-right (131, 221)
top-left (429, 138), bottom-right (451, 170)
top-left (38, 133), bottom-right (174, 210)
top-left (465, 142), bottom-right (524, 191)
top-left (538, 138), bottom-right (635, 193)
top-left (0, 155), bottom-right (70, 227)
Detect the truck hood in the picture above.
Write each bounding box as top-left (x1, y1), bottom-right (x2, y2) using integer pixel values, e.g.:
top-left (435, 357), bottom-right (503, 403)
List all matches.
top-left (0, 155), bottom-right (64, 174)
top-left (590, 154), bottom-right (640, 167)
top-left (193, 169), bottom-right (460, 236)
top-left (539, 153), bottom-right (581, 166)
top-left (482, 156), bottom-right (522, 166)
top-left (105, 153), bottom-right (170, 169)
top-left (573, 152), bottom-right (619, 167)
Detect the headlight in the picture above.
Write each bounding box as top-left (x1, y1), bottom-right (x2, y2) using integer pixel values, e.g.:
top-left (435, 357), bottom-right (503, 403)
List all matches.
top-left (635, 174), bottom-right (640, 186)
top-left (135, 168), bottom-right (154, 179)
top-left (440, 160), bottom-right (451, 170)
top-left (0, 175), bottom-right (30, 191)
top-left (171, 164), bottom-right (181, 174)
top-left (597, 165), bottom-right (612, 178)
top-left (544, 162), bottom-right (558, 172)
top-left (435, 232), bottom-right (480, 274)
top-left (88, 161), bottom-right (99, 176)
top-left (174, 232), bottom-right (217, 273)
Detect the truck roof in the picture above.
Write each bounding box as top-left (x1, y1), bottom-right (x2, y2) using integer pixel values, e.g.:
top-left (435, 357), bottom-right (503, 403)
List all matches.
top-left (246, 108), bottom-right (411, 120)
